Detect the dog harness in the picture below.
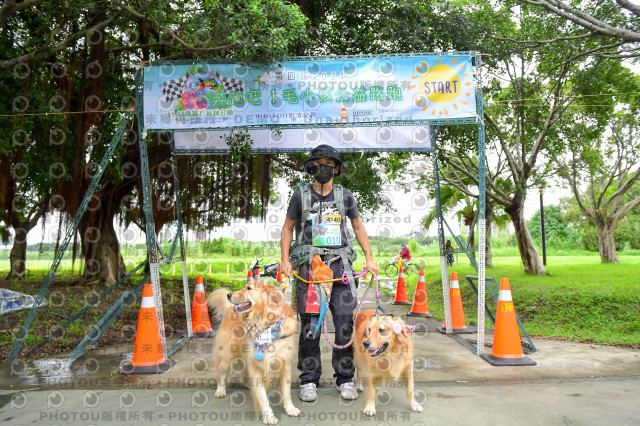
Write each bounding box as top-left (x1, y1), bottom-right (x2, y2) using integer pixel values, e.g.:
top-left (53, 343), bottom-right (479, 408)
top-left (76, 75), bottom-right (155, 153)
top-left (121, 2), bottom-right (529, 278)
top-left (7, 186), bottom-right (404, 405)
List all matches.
top-left (249, 315), bottom-right (293, 360)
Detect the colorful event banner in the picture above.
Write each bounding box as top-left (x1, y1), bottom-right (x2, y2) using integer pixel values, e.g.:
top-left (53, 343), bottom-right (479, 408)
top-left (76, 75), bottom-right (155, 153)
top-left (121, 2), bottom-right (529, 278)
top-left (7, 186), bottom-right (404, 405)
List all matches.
top-left (142, 54), bottom-right (477, 131)
top-left (172, 125), bottom-right (432, 154)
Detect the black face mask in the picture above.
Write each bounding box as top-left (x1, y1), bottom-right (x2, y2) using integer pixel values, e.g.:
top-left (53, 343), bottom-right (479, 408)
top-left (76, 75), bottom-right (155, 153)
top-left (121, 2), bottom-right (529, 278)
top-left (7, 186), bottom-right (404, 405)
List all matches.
top-left (310, 164), bottom-right (335, 184)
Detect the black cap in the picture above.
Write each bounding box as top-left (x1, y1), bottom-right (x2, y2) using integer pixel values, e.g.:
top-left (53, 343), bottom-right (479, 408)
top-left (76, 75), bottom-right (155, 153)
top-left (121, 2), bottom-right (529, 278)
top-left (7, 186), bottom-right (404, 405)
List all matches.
top-left (303, 144), bottom-right (343, 176)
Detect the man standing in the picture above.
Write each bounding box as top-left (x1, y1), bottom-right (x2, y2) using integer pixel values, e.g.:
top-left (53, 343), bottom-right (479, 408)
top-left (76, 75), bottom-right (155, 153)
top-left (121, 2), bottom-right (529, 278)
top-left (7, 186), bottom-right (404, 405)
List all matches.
top-left (280, 144), bottom-right (378, 402)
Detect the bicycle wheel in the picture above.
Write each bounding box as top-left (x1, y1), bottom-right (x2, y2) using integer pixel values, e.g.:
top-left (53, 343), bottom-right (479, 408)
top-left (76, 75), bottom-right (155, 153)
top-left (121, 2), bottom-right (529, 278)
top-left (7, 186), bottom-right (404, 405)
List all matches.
top-left (385, 263), bottom-right (398, 278)
top-left (406, 263), bottom-right (420, 276)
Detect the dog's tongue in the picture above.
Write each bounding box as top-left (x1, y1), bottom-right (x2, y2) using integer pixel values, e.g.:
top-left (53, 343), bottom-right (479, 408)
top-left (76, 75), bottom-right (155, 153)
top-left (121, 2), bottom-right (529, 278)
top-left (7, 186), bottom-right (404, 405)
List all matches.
top-left (234, 302), bottom-right (250, 312)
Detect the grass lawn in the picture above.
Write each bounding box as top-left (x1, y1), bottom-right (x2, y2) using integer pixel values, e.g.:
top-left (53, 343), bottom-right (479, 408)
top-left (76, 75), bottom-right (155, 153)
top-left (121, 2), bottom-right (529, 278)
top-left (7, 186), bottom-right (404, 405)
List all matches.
top-left (1, 254), bottom-right (639, 351)
top-left (399, 255), bottom-right (640, 347)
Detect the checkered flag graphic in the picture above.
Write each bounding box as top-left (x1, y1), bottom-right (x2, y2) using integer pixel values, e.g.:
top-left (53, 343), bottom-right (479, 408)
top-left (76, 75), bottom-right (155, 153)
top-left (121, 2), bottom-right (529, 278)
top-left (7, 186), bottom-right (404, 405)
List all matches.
top-left (160, 73), bottom-right (190, 103)
top-left (216, 70), bottom-right (245, 93)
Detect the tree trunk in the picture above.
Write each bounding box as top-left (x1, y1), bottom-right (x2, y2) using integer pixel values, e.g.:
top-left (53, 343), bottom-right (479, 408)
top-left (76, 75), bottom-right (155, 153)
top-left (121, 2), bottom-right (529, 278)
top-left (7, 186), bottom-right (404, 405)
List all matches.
top-left (468, 227), bottom-right (475, 266)
top-left (597, 222), bottom-right (619, 263)
top-left (506, 203), bottom-right (547, 275)
top-left (79, 208), bottom-right (126, 285)
top-left (485, 206), bottom-right (494, 269)
top-left (8, 227), bottom-right (28, 279)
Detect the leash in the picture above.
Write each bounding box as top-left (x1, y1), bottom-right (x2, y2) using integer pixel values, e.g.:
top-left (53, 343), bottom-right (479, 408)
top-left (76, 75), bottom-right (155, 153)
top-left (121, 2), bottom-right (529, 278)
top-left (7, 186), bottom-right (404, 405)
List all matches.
top-left (291, 271), bottom-right (360, 284)
top-left (322, 275), bottom-right (379, 349)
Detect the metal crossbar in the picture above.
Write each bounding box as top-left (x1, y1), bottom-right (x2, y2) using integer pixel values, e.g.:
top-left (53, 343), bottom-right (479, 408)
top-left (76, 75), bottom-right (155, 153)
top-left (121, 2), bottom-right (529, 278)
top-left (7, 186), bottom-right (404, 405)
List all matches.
top-left (70, 278), bottom-right (147, 359)
top-left (25, 259), bottom-right (148, 357)
top-left (9, 112), bottom-right (132, 361)
top-left (68, 226), bottom-right (184, 360)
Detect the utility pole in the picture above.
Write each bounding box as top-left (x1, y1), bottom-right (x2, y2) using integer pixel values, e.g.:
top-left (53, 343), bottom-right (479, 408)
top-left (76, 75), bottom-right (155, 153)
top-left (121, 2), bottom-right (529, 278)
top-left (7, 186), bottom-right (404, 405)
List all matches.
top-left (539, 190), bottom-right (546, 266)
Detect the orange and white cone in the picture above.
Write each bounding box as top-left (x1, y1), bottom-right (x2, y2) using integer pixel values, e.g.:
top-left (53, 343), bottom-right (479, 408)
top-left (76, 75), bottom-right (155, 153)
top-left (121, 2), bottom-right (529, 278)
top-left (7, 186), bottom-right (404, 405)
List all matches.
top-left (254, 267), bottom-right (260, 280)
top-left (393, 266), bottom-right (411, 305)
top-left (191, 275), bottom-right (214, 338)
top-left (361, 262), bottom-right (368, 280)
top-left (438, 272), bottom-right (474, 334)
top-left (408, 269), bottom-right (432, 317)
top-left (121, 283), bottom-right (175, 374)
top-left (481, 278), bottom-right (536, 366)
top-left (276, 268), bottom-right (283, 283)
top-left (246, 270), bottom-right (253, 283)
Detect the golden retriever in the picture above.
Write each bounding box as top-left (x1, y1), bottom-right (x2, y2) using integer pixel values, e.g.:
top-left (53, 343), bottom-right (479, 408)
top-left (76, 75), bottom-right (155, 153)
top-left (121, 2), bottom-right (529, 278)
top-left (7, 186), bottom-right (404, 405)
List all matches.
top-left (208, 280), bottom-right (300, 424)
top-left (353, 309), bottom-right (423, 416)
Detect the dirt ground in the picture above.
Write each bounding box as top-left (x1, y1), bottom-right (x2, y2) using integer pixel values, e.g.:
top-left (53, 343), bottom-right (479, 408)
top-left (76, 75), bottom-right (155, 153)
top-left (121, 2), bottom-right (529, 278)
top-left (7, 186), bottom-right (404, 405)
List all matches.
top-left (0, 276), bottom-right (238, 362)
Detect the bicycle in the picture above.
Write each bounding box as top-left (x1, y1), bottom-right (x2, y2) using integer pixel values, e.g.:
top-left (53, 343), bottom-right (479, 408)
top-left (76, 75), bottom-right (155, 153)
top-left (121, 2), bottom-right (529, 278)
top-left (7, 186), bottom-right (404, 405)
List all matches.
top-left (384, 258), bottom-right (424, 278)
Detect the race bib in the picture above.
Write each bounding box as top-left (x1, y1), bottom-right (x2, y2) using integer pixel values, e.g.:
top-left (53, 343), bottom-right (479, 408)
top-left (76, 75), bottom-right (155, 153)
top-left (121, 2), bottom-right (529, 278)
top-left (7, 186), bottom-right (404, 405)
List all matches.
top-left (312, 214), bottom-right (342, 247)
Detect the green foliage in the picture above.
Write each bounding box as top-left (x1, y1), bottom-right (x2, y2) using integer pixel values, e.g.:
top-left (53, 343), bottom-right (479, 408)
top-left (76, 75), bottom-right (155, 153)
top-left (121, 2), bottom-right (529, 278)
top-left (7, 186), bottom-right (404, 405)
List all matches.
top-left (410, 255), bottom-right (640, 346)
top-left (527, 205), bottom-right (582, 247)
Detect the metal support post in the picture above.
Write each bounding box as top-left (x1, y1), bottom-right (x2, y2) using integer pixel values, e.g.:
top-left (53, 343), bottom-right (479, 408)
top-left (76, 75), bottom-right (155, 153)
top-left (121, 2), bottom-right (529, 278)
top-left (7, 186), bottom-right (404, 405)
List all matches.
top-left (432, 127), bottom-right (452, 334)
top-left (136, 68), bottom-right (168, 361)
top-left (475, 51), bottom-right (487, 355)
top-left (540, 190), bottom-right (547, 266)
top-left (170, 137), bottom-right (193, 339)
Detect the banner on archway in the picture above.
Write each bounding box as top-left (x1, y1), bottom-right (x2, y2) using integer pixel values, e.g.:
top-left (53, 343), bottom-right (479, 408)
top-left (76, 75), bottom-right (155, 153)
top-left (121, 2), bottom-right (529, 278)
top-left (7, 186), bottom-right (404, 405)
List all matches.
top-left (172, 125), bottom-right (432, 154)
top-left (142, 54), bottom-right (478, 132)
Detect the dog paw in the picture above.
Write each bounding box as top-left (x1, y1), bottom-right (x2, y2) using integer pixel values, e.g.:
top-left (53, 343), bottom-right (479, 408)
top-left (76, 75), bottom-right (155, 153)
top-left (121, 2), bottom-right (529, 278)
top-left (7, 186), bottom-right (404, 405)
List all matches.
top-left (411, 402), bottom-right (423, 412)
top-left (214, 387), bottom-right (226, 398)
top-left (356, 383), bottom-right (364, 392)
top-left (285, 405), bottom-right (301, 417)
top-left (363, 405), bottom-right (376, 417)
top-left (262, 410), bottom-right (278, 424)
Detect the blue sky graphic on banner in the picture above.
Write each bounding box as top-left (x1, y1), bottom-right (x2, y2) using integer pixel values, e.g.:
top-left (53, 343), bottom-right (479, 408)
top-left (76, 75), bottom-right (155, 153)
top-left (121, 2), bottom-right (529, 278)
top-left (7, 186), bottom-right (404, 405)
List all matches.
top-left (142, 54), bottom-right (477, 131)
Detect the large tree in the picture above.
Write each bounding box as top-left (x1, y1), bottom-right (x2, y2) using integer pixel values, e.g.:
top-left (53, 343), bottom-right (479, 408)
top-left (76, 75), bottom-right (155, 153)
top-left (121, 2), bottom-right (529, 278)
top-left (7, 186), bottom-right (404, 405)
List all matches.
top-left (558, 109), bottom-right (640, 262)
top-left (433, 0), bottom-right (640, 275)
top-left (1, 0), bottom-right (309, 284)
top-left (516, 0), bottom-right (640, 59)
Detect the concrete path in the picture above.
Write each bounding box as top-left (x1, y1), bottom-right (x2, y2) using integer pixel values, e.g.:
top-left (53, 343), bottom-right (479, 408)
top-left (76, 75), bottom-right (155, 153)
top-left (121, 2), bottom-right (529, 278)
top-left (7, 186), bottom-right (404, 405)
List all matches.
top-left (1, 278), bottom-right (639, 424)
top-left (2, 378), bottom-right (639, 425)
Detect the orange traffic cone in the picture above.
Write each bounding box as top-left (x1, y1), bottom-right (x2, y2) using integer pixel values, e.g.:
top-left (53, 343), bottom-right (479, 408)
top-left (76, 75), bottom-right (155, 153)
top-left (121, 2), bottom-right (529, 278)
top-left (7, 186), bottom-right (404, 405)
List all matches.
top-left (408, 269), bottom-right (432, 317)
top-left (481, 278), bottom-right (536, 366)
top-left (121, 283), bottom-right (175, 374)
top-left (361, 262), bottom-right (368, 280)
top-left (246, 270), bottom-right (253, 283)
top-left (438, 272), bottom-right (474, 334)
top-left (393, 266), bottom-right (411, 305)
top-left (191, 275), bottom-right (214, 338)
top-left (276, 268), bottom-right (283, 283)
top-left (254, 267), bottom-right (260, 280)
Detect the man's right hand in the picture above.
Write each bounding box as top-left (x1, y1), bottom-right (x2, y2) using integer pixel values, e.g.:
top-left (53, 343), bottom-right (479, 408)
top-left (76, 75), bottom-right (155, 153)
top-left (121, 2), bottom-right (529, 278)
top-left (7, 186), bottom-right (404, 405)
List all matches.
top-left (281, 258), bottom-right (293, 277)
